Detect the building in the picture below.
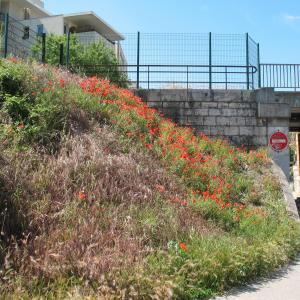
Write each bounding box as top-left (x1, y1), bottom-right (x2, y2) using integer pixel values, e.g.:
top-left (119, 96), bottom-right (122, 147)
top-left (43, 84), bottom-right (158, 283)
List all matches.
top-left (0, 0), bottom-right (126, 64)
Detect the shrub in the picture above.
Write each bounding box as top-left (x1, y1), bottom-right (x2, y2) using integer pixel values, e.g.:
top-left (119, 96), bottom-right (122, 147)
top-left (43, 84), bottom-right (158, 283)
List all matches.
top-left (31, 34), bottom-right (127, 87)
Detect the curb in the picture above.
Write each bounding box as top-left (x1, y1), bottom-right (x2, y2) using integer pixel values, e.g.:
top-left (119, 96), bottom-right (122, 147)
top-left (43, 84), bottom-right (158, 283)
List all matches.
top-left (272, 161), bottom-right (300, 221)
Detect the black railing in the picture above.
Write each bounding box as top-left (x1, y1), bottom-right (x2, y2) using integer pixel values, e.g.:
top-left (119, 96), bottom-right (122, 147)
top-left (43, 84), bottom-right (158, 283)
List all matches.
top-left (260, 64), bottom-right (300, 90)
top-left (77, 64), bottom-right (258, 90)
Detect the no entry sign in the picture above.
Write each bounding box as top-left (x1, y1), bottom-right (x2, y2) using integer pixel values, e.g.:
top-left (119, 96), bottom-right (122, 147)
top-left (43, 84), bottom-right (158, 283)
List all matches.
top-left (269, 131), bottom-right (288, 152)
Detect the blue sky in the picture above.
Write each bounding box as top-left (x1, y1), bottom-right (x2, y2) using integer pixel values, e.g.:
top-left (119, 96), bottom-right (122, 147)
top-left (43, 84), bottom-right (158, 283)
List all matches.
top-left (45, 0), bottom-right (300, 63)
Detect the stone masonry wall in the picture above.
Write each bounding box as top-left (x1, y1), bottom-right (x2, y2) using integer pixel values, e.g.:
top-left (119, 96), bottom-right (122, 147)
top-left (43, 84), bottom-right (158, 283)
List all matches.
top-left (135, 89), bottom-right (269, 148)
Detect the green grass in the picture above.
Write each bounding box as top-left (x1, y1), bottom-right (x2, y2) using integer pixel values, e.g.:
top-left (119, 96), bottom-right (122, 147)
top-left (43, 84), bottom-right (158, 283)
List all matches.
top-left (0, 59), bottom-right (299, 299)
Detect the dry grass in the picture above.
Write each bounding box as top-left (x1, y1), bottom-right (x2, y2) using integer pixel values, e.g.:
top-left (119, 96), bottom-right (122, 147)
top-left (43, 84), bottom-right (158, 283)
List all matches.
top-left (1, 123), bottom-right (220, 286)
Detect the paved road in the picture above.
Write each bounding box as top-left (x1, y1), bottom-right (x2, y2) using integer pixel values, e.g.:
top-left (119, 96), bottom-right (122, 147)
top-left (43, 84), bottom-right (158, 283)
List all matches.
top-left (214, 256), bottom-right (300, 300)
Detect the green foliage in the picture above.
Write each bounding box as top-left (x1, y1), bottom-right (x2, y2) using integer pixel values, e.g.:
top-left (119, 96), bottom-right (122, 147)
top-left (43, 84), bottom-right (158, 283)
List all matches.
top-left (0, 59), bottom-right (299, 299)
top-left (0, 59), bottom-right (35, 98)
top-left (31, 33), bottom-right (82, 66)
top-left (75, 41), bottom-right (128, 88)
top-left (31, 34), bottom-right (127, 87)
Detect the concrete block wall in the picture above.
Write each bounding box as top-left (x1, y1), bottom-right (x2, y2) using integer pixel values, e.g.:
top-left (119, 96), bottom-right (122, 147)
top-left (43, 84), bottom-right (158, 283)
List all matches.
top-left (135, 89), bottom-right (269, 148)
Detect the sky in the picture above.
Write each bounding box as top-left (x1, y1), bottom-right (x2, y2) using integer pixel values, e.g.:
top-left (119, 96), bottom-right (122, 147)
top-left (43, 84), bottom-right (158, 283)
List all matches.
top-left (44, 0), bottom-right (300, 64)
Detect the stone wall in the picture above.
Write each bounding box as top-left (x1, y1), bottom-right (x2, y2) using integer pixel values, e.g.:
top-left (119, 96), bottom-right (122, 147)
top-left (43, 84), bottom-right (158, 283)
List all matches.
top-left (135, 89), bottom-right (269, 147)
top-left (134, 88), bottom-right (292, 178)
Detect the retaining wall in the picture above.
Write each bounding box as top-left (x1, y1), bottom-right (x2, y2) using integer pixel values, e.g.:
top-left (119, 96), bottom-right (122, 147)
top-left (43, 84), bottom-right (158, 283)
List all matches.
top-left (134, 88), bottom-right (291, 177)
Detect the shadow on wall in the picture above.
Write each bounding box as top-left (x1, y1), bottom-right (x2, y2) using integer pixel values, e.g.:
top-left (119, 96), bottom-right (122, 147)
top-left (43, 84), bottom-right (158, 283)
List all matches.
top-left (296, 198), bottom-right (300, 217)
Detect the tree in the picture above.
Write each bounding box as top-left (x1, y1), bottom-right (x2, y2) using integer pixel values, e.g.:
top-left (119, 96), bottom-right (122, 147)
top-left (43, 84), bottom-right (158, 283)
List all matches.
top-left (31, 34), bottom-right (127, 87)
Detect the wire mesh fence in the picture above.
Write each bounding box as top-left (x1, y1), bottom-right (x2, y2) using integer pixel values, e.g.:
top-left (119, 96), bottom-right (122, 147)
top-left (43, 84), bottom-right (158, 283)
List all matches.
top-left (0, 15), bottom-right (261, 90)
top-left (0, 13), bottom-right (43, 61)
top-left (114, 32), bottom-right (259, 89)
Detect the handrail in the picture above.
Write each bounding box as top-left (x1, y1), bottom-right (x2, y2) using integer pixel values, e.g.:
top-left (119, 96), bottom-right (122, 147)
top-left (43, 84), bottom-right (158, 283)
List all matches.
top-left (260, 64), bottom-right (300, 89)
top-left (72, 64), bottom-right (258, 90)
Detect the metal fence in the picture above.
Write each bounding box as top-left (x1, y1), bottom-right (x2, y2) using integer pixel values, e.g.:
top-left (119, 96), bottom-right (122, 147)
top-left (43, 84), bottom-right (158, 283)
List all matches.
top-left (81, 64), bottom-right (257, 90)
top-left (2, 16), bottom-right (300, 91)
top-left (116, 32), bottom-right (260, 90)
top-left (0, 13), bottom-right (44, 60)
top-left (0, 18), bottom-right (260, 90)
top-left (260, 64), bottom-right (300, 90)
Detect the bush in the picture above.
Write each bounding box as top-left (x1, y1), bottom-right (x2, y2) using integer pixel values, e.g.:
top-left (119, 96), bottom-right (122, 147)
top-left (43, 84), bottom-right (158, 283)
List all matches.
top-left (31, 34), bottom-right (127, 87)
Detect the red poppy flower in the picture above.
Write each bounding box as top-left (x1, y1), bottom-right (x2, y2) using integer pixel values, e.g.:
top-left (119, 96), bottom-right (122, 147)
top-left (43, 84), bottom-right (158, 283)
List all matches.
top-left (78, 191), bottom-right (86, 200)
top-left (155, 184), bottom-right (165, 193)
top-left (179, 242), bottom-right (188, 252)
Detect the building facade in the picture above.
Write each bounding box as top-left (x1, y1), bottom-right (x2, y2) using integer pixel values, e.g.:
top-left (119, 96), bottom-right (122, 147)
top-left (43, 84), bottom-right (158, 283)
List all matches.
top-left (0, 0), bottom-right (126, 64)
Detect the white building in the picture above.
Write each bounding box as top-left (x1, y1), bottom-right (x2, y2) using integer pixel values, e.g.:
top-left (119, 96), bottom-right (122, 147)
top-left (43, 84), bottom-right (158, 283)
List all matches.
top-left (0, 0), bottom-right (126, 64)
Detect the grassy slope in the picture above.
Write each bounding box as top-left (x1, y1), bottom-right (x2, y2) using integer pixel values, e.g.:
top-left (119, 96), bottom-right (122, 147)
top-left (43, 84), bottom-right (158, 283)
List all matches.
top-left (0, 59), bottom-right (299, 299)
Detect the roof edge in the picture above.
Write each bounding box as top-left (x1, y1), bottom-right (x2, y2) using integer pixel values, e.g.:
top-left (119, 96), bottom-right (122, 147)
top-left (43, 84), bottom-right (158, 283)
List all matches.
top-left (63, 11), bottom-right (124, 40)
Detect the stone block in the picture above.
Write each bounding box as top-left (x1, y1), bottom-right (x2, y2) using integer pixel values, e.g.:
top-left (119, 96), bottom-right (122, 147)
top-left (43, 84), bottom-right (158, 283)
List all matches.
top-left (185, 101), bottom-right (202, 109)
top-left (245, 117), bottom-right (258, 126)
top-left (256, 118), bottom-right (267, 126)
top-left (216, 117), bottom-right (231, 126)
top-left (184, 109), bottom-right (195, 116)
top-left (194, 108), bottom-right (209, 116)
top-left (240, 126), bottom-right (254, 136)
top-left (203, 117), bottom-right (216, 126)
top-left (135, 89), bottom-right (161, 102)
top-left (188, 90), bottom-right (211, 102)
top-left (228, 102), bottom-right (251, 109)
top-left (252, 136), bottom-right (268, 146)
top-left (163, 101), bottom-right (185, 108)
top-left (210, 126), bottom-right (225, 135)
top-left (258, 103), bottom-right (290, 118)
top-left (213, 90), bottom-right (243, 102)
top-left (209, 109), bottom-right (221, 116)
top-left (222, 108), bottom-right (238, 116)
top-left (267, 118), bottom-right (290, 127)
top-left (224, 126), bottom-right (239, 136)
top-left (254, 88), bottom-right (275, 103)
top-left (202, 102), bottom-right (218, 108)
top-left (160, 89), bottom-right (187, 102)
top-left (253, 126), bottom-right (267, 136)
top-left (161, 108), bottom-right (184, 118)
top-left (231, 135), bottom-right (253, 146)
top-left (218, 103), bottom-right (229, 109)
top-left (236, 109), bottom-right (256, 117)
top-left (147, 101), bottom-right (163, 109)
top-left (187, 116), bottom-right (204, 125)
top-left (241, 90), bottom-right (254, 102)
top-left (230, 117), bottom-right (246, 126)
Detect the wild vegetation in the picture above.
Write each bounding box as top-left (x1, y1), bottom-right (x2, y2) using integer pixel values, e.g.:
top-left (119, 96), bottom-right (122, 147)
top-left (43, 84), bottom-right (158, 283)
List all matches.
top-left (0, 58), bottom-right (299, 299)
top-left (31, 34), bottom-right (127, 86)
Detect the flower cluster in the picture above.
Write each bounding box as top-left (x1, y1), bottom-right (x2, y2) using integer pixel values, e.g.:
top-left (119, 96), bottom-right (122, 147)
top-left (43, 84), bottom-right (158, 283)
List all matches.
top-left (43, 75), bottom-right (269, 226)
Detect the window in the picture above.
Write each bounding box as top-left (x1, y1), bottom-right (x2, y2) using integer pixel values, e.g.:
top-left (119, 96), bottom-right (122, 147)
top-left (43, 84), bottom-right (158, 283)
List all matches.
top-left (23, 26), bottom-right (30, 39)
top-left (24, 8), bottom-right (31, 20)
top-left (37, 24), bottom-right (44, 36)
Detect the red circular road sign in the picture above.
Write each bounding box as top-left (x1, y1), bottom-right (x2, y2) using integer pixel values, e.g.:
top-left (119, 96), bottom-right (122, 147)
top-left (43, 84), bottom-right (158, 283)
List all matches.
top-left (269, 131), bottom-right (288, 152)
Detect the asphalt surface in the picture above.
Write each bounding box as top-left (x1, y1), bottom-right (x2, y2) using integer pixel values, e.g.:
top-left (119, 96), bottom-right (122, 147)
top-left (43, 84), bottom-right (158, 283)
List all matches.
top-left (214, 255), bottom-right (300, 300)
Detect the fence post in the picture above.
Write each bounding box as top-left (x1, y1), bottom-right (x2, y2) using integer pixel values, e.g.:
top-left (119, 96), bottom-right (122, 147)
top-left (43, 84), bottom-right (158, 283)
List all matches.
top-left (246, 33), bottom-right (250, 90)
top-left (136, 31), bottom-right (140, 89)
top-left (187, 65), bottom-right (189, 91)
top-left (66, 30), bottom-right (71, 67)
top-left (42, 33), bottom-right (46, 63)
top-left (257, 43), bottom-right (261, 88)
top-left (59, 43), bottom-right (64, 66)
top-left (209, 32), bottom-right (212, 90)
top-left (4, 13), bottom-right (9, 58)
